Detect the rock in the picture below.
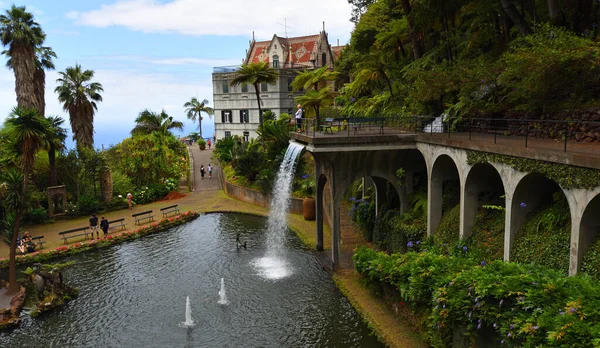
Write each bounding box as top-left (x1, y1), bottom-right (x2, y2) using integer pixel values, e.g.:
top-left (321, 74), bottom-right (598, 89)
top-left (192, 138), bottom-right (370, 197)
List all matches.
top-left (33, 275), bottom-right (45, 295)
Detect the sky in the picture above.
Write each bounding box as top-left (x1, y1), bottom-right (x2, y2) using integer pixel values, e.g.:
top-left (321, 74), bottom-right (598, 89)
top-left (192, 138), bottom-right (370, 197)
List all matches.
top-left (0, 0), bottom-right (353, 149)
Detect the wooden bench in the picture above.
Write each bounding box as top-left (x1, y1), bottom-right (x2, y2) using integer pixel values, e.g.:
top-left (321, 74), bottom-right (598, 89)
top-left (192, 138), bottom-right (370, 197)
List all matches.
top-left (160, 205), bottom-right (181, 218)
top-left (108, 218), bottom-right (126, 232)
top-left (31, 235), bottom-right (45, 249)
top-left (59, 226), bottom-right (92, 244)
top-left (320, 118), bottom-right (334, 134)
top-left (347, 117), bottom-right (385, 135)
top-left (133, 210), bottom-right (154, 225)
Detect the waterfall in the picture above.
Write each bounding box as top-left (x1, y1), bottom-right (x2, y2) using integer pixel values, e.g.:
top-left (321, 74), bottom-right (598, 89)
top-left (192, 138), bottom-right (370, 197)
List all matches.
top-left (252, 142), bottom-right (305, 280)
top-left (423, 114), bottom-right (446, 133)
top-left (218, 278), bottom-right (228, 305)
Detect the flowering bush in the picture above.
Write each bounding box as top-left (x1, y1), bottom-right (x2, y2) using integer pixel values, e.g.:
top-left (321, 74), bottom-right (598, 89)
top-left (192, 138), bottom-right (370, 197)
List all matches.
top-left (348, 197), bottom-right (376, 241)
top-left (354, 246), bottom-right (600, 347)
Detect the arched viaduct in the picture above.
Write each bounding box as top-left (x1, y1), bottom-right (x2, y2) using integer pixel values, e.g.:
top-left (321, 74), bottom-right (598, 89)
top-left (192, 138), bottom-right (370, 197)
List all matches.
top-left (293, 133), bottom-right (600, 275)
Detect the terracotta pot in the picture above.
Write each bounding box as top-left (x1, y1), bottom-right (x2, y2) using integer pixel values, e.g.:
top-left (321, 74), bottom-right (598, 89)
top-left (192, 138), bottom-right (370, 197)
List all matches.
top-left (199, 144), bottom-right (206, 150)
top-left (303, 197), bottom-right (316, 221)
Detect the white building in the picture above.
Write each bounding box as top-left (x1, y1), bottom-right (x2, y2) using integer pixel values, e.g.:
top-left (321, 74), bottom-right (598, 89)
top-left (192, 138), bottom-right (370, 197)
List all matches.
top-left (212, 29), bottom-right (344, 141)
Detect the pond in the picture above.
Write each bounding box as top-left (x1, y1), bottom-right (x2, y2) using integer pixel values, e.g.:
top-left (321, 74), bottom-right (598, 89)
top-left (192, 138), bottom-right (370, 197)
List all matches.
top-left (0, 213), bottom-right (382, 347)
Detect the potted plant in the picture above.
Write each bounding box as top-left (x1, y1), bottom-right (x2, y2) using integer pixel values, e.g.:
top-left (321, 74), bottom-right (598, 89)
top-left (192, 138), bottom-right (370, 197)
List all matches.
top-left (198, 139), bottom-right (206, 150)
top-left (301, 179), bottom-right (316, 221)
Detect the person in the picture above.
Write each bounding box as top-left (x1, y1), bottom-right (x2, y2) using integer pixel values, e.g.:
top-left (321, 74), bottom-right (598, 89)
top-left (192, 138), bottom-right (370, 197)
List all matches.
top-left (21, 231), bottom-right (36, 253)
top-left (89, 213), bottom-right (100, 239)
top-left (127, 192), bottom-right (133, 210)
top-left (100, 216), bottom-right (109, 237)
top-left (200, 165), bottom-right (205, 179)
top-left (207, 139), bottom-right (212, 149)
top-left (207, 163), bottom-right (213, 179)
top-left (295, 104), bottom-right (303, 132)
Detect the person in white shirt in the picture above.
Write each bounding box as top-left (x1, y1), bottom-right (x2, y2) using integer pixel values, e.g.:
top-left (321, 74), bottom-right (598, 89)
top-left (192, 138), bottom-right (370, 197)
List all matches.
top-left (295, 104), bottom-right (303, 131)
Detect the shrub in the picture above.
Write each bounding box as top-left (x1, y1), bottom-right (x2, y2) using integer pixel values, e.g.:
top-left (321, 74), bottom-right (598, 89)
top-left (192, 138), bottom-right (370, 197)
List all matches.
top-left (77, 196), bottom-right (100, 215)
top-left (24, 207), bottom-right (49, 225)
top-left (348, 198), bottom-right (376, 241)
top-left (435, 204), bottom-right (460, 247)
top-left (198, 139), bottom-right (206, 148)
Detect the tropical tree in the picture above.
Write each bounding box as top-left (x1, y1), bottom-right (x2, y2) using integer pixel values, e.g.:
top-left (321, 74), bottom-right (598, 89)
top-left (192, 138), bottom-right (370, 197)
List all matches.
top-left (131, 109), bottom-right (184, 136)
top-left (45, 116), bottom-right (67, 186)
top-left (291, 66), bottom-right (338, 92)
top-left (55, 64), bottom-right (103, 149)
top-left (295, 87), bottom-right (335, 119)
top-left (33, 46), bottom-right (57, 117)
top-left (183, 97), bottom-right (214, 139)
top-left (3, 106), bottom-right (49, 294)
top-left (230, 62), bottom-right (279, 149)
top-left (0, 5), bottom-right (46, 112)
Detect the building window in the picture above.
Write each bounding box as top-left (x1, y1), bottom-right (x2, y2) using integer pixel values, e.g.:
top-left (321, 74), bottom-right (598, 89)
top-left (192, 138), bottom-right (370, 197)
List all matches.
top-left (222, 81), bottom-right (229, 93)
top-left (287, 108), bottom-right (292, 114)
top-left (261, 82), bottom-right (268, 92)
top-left (322, 53), bottom-right (326, 67)
top-left (288, 77), bottom-right (294, 92)
top-left (273, 55), bottom-right (279, 68)
top-left (225, 131), bottom-right (231, 138)
top-left (243, 131), bottom-right (249, 142)
top-left (241, 84), bottom-right (248, 93)
top-left (222, 110), bottom-right (232, 123)
top-left (239, 109), bottom-right (249, 123)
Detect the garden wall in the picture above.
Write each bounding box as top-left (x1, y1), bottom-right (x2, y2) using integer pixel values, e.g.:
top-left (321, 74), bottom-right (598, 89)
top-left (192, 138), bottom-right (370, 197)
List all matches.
top-left (221, 171), bottom-right (303, 214)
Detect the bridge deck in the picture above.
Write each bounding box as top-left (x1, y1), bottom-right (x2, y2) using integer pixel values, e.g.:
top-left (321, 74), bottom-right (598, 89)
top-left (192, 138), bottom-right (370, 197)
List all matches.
top-left (290, 126), bottom-right (600, 169)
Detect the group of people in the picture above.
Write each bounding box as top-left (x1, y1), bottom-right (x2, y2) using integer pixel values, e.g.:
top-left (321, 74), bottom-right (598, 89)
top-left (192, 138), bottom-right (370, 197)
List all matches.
top-left (200, 163), bottom-right (213, 179)
top-left (89, 213), bottom-right (110, 239)
top-left (17, 231), bottom-right (37, 254)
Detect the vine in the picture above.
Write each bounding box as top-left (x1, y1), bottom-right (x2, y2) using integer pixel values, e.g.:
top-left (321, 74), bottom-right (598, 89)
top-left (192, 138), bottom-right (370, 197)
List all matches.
top-left (466, 151), bottom-right (600, 189)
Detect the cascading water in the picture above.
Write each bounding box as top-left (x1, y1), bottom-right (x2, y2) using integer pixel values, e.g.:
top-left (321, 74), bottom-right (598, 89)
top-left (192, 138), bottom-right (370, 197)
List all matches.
top-left (178, 296), bottom-right (195, 328)
top-left (252, 142), bottom-right (305, 280)
top-left (218, 278), bottom-right (228, 305)
top-left (423, 114), bottom-right (446, 133)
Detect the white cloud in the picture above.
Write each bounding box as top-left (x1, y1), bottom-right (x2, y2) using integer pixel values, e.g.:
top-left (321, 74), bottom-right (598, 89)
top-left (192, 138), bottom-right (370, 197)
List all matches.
top-left (66, 0), bottom-right (353, 44)
top-left (0, 69), bottom-right (214, 146)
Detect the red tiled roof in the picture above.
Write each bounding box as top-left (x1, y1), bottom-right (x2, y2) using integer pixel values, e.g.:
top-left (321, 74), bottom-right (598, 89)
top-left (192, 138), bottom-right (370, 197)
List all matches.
top-left (331, 45), bottom-right (345, 60)
top-left (247, 34), bottom-right (321, 66)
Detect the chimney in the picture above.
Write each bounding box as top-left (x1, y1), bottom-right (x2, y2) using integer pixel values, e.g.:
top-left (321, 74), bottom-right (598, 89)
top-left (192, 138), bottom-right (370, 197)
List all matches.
top-left (322, 21), bottom-right (325, 32)
top-left (337, 39), bottom-right (339, 46)
top-left (252, 31), bottom-right (255, 41)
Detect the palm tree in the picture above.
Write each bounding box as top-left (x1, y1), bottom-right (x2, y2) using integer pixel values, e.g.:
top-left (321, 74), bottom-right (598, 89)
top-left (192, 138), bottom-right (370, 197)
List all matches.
top-left (291, 66), bottom-right (338, 92)
top-left (183, 97), bottom-right (214, 139)
top-left (230, 62), bottom-right (279, 149)
top-left (34, 46), bottom-right (57, 117)
top-left (0, 5), bottom-right (46, 111)
top-left (131, 109), bottom-right (184, 136)
top-left (3, 106), bottom-right (49, 294)
top-left (55, 64), bottom-right (104, 149)
top-left (45, 116), bottom-right (67, 186)
top-left (295, 87), bottom-right (334, 119)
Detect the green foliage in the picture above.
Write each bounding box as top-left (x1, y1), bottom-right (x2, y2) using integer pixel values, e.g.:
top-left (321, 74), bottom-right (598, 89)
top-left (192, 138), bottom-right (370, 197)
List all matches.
top-left (110, 170), bottom-right (133, 196)
top-left (348, 197), bottom-right (376, 241)
top-left (213, 136), bottom-right (237, 164)
top-left (77, 195), bottom-right (100, 215)
top-left (105, 132), bottom-right (187, 188)
top-left (467, 150), bottom-right (600, 190)
top-left (468, 208), bottom-right (505, 261)
top-left (581, 239), bottom-right (600, 280)
top-left (233, 140), bottom-right (264, 182)
top-left (198, 139), bottom-right (206, 147)
top-left (512, 201), bottom-right (571, 274)
top-left (354, 246), bottom-right (600, 347)
top-left (23, 207), bottom-right (48, 224)
top-left (434, 204), bottom-right (460, 247)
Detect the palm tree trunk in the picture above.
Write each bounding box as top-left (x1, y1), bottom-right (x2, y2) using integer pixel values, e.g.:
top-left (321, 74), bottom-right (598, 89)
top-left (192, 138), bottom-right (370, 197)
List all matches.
top-left (13, 46), bottom-right (39, 111)
top-left (400, 0), bottom-right (424, 59)
top-left (49, 144), bottom-right (57, 186)
top-left (7, 171), bottom-right (28, 295)
top-left (198, 115), bottom-right (203, 139)
top-left (34, 68), bottom-right (46, 117)
top-left (253, 84), bottom-right (265, 151)
top-left (500, 0), bottom-right (532, 36)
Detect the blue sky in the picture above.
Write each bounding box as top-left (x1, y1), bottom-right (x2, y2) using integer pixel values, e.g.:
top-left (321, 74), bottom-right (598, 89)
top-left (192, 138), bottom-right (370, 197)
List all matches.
top-left (0, 0), bottom-right (353, 149)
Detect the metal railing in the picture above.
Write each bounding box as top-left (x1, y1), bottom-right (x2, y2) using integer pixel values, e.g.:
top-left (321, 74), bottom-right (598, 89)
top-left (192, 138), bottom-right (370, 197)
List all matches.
top-left (292, 116), bottom-right (600, 154)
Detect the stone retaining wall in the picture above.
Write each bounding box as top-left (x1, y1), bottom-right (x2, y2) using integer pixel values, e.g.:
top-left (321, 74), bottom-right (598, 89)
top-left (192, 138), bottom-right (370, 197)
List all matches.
top-left (221, 172), bottom-right (304, 214)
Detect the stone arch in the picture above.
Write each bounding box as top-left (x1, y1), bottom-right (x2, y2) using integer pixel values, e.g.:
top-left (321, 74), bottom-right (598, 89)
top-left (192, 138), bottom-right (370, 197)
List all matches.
top-left (578, 194), bottom-right (600, 270)
top-left (47, 185), bottom-right (67, 218)
top-left (509, 173), bottom-right (571, 270)
top-left (461, 163), bottom-right (506, 239)
top-left (428, 154), bottom-right (461, 236)
top-left (369, 175), bottom-right (401, 216)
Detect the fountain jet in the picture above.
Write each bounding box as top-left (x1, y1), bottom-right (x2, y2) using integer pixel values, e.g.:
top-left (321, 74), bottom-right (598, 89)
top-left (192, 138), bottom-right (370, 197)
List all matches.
top-left (218, 278), bottom-right (228, 305)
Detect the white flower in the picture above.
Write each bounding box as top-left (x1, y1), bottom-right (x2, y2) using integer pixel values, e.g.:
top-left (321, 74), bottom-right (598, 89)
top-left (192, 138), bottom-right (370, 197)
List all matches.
top-left (118, 195), bottom-right (123, 198)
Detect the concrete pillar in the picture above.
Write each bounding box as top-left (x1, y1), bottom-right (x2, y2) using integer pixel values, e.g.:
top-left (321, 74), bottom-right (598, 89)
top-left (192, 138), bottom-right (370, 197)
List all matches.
top-left (427, 175), bottom-right (443, 236)
top-left (568, 212), bottom-right (584, 276)
top-left (331, 179), bottom-right (341, 270)
top-left (372, 177), bottom-right (387, 217)
top-left (316, 173), bottom-right (325, 251)
top-left (459, 182), bottom-right (478, 239)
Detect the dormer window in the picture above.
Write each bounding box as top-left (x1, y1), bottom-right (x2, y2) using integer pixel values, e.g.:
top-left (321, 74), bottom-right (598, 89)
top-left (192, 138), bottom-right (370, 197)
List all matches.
top-left (273, 55), bottom-right (279, 68)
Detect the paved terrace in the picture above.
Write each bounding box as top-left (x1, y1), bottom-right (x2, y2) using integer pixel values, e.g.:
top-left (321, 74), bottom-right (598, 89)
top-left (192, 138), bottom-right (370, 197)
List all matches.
top-left (291, 123), bottom-right (600, 170)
